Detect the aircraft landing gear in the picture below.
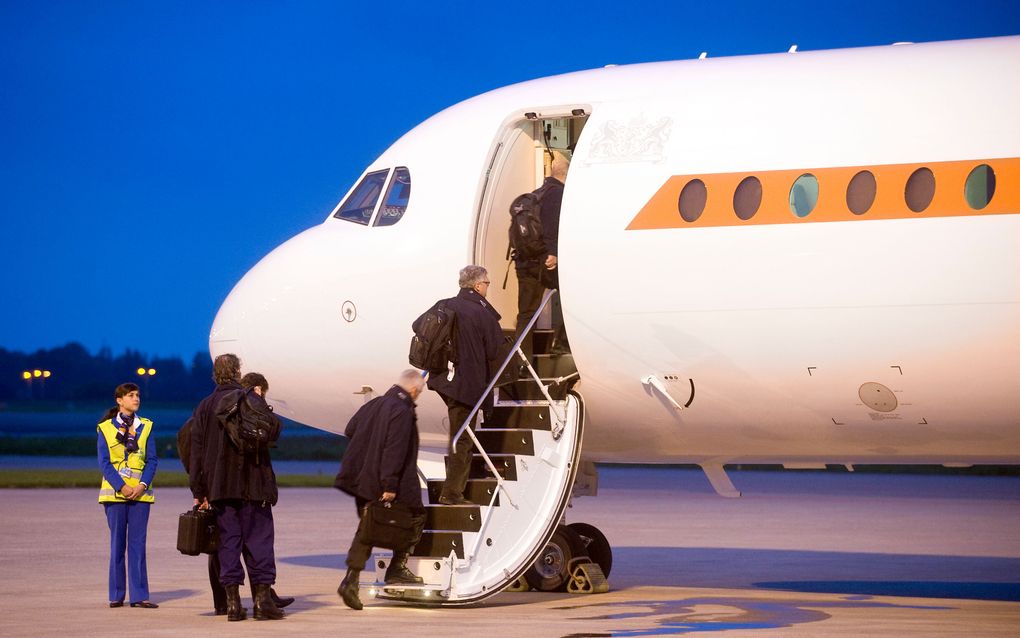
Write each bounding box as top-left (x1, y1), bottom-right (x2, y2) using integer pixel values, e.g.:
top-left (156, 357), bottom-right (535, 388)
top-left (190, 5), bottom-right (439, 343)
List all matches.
top-left (567, 522), bottom-right (612, 578)
top-left (525, 522), bottom-right (612, 592)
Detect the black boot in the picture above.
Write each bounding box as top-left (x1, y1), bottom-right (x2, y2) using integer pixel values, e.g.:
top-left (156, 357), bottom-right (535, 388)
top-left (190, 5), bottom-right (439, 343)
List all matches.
top-left (337, 568), bottom-right (363, 610)
top-left (271, 588), bottom-right (295, 608)
top-left (385, 552), bottom-right (424, 585)
top-left (225, 584), bottom-right (246, 621)
top-left (249, 584), bottom-right (293, 609)
top-left (253, 583), bottom-right (285, 620)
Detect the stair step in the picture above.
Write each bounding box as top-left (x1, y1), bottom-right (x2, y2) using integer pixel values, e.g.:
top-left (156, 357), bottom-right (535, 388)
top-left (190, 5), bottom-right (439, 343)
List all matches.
top-left (412, 531), bottom-right (464, 559)
top-left (471, 454), bottom-right (517, 480)
top-left (503, 329), bottom-right (554, 353)
top-left (532, 353), bottom-right (576, 378)
top-left (426, 479), bottom-right (499, 506)
top-left (486, 405), bottom-right (552, 430)
top-left (498, 379), bottom-right (570, 401)
top-left (474, 429), bottom-right (534, 455)
top-left (425, 504), bottom-right (482, 532)
top-left (441, 453), bottom-right (518, 480)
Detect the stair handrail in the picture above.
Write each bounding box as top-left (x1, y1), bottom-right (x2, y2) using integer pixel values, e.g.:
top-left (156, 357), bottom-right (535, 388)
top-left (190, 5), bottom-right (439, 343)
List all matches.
top-left (452, 288), bottom-right (565, 454)
top-left (448, 287), bottom-right (566, 561)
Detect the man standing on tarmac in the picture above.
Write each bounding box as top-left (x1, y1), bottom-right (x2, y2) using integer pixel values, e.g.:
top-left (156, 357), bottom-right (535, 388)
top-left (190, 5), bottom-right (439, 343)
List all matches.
top-left (514, 153), bottom-right (569, 357)
top-left (189, 354), bottom-right (285, 622)
top-left (178, 370), bottom-right (293, 617)
top-left (424, 265), bottom-right (504, 505)
top-left (335, 369), bottom-right (427, 610)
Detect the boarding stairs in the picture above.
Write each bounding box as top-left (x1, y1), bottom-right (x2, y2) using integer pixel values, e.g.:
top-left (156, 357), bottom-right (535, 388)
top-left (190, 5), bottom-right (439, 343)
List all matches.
top-left (373, 290), bottom-right (584, 605)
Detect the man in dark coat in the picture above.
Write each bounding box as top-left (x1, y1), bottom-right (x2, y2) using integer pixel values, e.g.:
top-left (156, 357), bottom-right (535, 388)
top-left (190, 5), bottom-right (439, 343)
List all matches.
top-left (514, 153), bottom-right (569, 356)
top-left (189, 355), bottom-right (284, 621)
top-left (335, 370), bottom-right (426, 610)
top-left (178, 409), bottom-right (293, 616)
top-left (423, 265), bottom-right (504, 505)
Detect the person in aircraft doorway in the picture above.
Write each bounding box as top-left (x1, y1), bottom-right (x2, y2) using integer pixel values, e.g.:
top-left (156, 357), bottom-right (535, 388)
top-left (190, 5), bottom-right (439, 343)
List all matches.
top-left (514, 152), bottom-right (570, 359)
top-left (335, 369), bottom-right (428, 610)
top-left (424, 265), bottom-right (505, 506)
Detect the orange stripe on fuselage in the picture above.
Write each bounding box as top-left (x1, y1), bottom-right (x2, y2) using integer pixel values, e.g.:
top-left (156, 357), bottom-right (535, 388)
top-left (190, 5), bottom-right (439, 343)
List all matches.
top-left (626, 157), bottom-right (1020, 230)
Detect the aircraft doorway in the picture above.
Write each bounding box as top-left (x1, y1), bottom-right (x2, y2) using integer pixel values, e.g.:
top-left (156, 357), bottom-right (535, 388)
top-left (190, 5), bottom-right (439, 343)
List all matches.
top-left (474, 109), bottom-right (588, 398)
top-left (473, 111), bottom-right (588, 331)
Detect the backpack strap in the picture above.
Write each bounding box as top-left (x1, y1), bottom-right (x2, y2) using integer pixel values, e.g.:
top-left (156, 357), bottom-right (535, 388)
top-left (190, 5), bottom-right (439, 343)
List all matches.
top-left (501, 257), bottom-right (513, 290)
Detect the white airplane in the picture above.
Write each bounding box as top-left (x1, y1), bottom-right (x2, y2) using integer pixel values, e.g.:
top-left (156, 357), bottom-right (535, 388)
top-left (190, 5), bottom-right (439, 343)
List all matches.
top-left (209, 36), bottom-right (1020, 604)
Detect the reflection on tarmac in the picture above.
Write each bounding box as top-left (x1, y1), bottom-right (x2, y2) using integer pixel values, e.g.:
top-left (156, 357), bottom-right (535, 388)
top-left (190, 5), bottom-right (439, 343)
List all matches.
top-left (558, 596), bottom-right (951, 636)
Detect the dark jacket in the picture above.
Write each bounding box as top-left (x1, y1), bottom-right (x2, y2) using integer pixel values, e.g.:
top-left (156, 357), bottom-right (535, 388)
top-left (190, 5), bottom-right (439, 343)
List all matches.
top-left (188, 381), bottom-right (281, 505)
top-left (425, 287), bottom-right (504, 407)
top-left (515, 176), bottom-right (563, 268)
top-left (334, 385), bottom-right (423, 510)
top-left (538, 176), bottom-right (563, 257)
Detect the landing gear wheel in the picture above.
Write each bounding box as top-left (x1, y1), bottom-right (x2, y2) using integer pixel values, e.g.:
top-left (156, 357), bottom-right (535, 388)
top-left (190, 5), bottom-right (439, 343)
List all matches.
top-left (525, 525), bottom-right (584, 592)
top-left (567, 522), bottom-right (612, 579)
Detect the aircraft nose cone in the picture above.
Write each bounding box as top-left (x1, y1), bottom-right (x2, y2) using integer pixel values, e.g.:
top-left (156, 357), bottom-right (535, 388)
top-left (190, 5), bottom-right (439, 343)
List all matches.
top-left (207, 224), bottom-right (323, 363)
top-left (209, 286), bottom-right (245, 359)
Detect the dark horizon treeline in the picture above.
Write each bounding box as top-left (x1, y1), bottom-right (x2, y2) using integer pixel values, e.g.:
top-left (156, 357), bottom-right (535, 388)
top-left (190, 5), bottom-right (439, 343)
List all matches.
top-left (0, 342), bottom-right (213, 403)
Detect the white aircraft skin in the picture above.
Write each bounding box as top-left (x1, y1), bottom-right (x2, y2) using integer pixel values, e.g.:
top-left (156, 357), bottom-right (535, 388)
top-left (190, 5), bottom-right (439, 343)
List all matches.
top-left (211, 36), bottom-right (1020, 469)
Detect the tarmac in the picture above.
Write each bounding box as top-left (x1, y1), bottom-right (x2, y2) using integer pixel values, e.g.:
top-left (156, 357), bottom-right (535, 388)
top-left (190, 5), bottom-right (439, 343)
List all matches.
top-left (1, 467), bottom-right (1018, 637)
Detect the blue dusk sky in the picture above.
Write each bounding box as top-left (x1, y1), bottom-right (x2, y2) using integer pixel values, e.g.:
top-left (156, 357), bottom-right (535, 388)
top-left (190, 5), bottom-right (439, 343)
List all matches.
top-left (2, 0), bottom-right (1018, 360)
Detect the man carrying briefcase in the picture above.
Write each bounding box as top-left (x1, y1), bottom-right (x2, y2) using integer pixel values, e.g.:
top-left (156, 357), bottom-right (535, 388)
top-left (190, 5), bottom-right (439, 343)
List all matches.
top-left (334, 370), bottom-right (427, 610)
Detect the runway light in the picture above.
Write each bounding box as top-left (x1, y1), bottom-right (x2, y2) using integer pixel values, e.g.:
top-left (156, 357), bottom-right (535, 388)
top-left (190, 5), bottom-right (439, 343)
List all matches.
top-left (22, 371), bottom-right (31, 380)
top-left (42, 370), bottom-right (51, 378)
top-left (33, 370), bottom-right (42, 378)
top-left (147, 368), bottom-right (156, 376)
top-left (136, 367), bottom-right (146, 376)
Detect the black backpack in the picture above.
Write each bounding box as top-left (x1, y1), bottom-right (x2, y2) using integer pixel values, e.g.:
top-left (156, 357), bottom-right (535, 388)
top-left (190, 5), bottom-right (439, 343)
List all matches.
top-left (508, 191), bottom-right (546, 260)
top-left (409, 299), bottom-right (458, 371)
top-left (176, 416), bottom-right (194, 474)
top-left (221, 388), bottom-right (273, 456)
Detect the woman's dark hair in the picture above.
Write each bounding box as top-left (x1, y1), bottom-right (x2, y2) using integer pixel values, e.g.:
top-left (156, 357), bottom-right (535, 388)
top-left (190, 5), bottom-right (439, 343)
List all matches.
top-left (240, 372), bottom-right (268, 393)
top-left (98, 382), bottom-right (141, 424)
top-left (213, 353), bottom-right (241, 385)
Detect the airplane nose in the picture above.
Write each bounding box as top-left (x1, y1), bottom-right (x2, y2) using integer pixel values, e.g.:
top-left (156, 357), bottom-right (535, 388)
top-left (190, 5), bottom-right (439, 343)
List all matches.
top-left (207, 224), bottom-right (328, 364)
top-left (209, 285), bottom-right (245, 359)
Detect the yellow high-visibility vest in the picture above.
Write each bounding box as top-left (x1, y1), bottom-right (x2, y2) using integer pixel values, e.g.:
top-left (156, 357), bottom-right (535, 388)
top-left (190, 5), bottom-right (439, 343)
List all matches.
top-left (98, 417), bottom-right (155, 503)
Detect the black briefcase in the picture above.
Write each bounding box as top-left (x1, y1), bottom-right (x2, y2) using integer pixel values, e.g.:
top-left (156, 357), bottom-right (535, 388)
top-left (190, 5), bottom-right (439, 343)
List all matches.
top-left (359, 501), bottom-right (424, 551)
top-left (176, 507), bottom-right (219, 556)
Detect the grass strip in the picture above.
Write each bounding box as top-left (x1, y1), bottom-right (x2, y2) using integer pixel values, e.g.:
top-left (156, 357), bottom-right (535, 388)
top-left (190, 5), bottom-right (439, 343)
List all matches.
top-left (0, 434), bottom-right (346, 460)
top-left (0, 469), bottom-right (335, 488)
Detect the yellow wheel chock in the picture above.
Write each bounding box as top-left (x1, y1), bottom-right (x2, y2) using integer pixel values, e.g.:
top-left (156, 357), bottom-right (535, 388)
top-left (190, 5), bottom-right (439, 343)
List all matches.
top-left (566, 558), bottom-right (608, 594)
top-left (504, 575), bottom-right (531, 592)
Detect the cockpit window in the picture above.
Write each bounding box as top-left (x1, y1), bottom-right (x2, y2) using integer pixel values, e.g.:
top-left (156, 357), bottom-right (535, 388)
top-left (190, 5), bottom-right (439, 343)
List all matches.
top-left (334, 169), bottom-right (388, 225)
top-left (374, 167), bottom-right (411, 226)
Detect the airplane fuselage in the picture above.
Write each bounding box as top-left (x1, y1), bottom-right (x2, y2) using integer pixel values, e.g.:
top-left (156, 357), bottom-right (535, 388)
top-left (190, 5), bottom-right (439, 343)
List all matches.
top-left (211, 36), bottom-right (1020, 466)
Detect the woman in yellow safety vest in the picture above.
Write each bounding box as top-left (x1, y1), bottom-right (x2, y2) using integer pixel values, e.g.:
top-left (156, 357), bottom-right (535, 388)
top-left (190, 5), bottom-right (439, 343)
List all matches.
top-left (97, 382), bottom-right (159, 608)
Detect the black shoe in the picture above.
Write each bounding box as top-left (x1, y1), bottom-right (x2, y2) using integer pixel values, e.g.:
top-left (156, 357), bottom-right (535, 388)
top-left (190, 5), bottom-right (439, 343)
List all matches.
top-left (214, 606), bottom-right (227, 616)
top-left (438, 495), bottom-right (471, 505)
top-left (129, 601), bottom-right (158, 608)
top-left (109, 601), bottom-right (123, 608)
top-left (337, 568), bottom-right (363, 610)
top-left (384, 565), bottom-right (424, 585)
top-left (253, 583), bottom-right (285, 620)
top-left (270, 588), bottom-right (294, 608)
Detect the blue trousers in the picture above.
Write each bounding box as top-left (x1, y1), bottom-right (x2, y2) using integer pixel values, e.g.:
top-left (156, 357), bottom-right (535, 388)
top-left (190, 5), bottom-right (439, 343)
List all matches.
top-left (103, 501), bottom-right (150, 603)
top-left (216, 500), bottom-right (276, 586)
